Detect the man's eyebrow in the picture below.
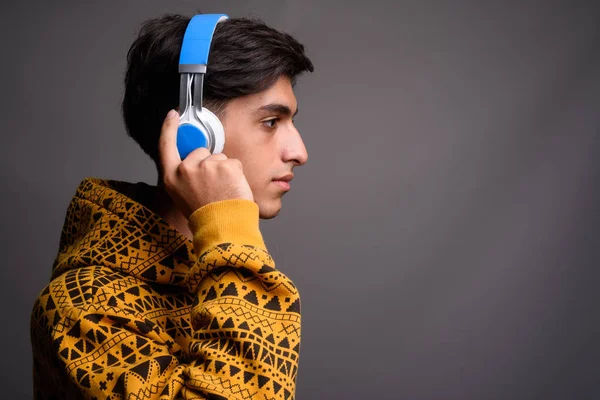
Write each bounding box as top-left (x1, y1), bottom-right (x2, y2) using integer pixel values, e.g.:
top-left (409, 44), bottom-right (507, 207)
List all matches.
top-left (256, 103), bottom-right (299, 117)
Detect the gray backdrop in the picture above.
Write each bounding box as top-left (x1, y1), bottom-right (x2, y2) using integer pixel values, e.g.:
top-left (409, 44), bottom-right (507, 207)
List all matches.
top-left (1, 0), bottom-right (599, 398)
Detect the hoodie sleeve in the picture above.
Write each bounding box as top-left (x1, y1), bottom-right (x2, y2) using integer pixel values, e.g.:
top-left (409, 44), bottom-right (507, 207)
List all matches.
top-left (185, 199), bottom-right (302, 399)
top-left (31, 200), bottom-right (301, 400)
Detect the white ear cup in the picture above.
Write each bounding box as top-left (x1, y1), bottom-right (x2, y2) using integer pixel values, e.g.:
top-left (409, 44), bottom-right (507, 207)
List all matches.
top-left (196, 107), bottom-right (225, 154)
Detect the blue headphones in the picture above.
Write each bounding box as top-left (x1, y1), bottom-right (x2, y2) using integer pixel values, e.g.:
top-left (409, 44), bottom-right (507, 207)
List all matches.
top-left (177, 14), bottom-right (228, 159)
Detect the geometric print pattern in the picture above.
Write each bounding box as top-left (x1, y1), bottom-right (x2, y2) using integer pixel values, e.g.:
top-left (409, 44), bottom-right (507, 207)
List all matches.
top-left (31, 178), bottom-right (301, 399)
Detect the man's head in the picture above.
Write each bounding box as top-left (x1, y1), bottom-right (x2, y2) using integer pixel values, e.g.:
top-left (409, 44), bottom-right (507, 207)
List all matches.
top-left (122, 14), bottom-right (314, 218)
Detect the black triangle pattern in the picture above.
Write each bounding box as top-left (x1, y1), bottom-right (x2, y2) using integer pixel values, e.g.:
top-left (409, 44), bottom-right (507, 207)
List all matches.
top-left (31, 178), bottom-right (302, 400)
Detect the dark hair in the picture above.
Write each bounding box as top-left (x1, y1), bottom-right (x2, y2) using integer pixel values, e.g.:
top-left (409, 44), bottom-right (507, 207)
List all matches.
top-left (121, 14), bottom-right (314, 164)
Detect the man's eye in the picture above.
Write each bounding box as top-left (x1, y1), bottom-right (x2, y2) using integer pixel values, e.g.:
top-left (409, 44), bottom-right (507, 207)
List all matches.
top-left (263, 119), bottom-right (278, 129)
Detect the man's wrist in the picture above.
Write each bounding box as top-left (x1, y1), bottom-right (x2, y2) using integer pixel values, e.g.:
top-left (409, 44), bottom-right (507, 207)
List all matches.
top-left (188, 199), bottom-right (266, 255)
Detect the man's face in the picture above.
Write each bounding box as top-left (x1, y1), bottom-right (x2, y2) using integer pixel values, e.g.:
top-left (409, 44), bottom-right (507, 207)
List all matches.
top-left (220, 75), bottom-right (308, 219)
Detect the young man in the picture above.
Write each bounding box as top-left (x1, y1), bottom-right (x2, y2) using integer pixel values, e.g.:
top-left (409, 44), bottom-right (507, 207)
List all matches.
top-left (31, 14), bottom-right (313, 400)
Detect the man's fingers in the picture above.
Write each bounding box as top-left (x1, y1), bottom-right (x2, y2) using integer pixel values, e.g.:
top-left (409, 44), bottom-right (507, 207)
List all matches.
top-left (208, 153), bottom-right (228, 161)
top-left (182, 146), bottom-right (215, 168)
top-left (158, 109), bottom-right (181, 177)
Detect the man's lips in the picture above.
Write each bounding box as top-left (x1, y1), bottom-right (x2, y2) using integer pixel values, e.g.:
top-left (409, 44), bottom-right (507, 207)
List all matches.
top-left (273, 173), bottom-right (294, 182)
top-left (273, 174), bottom-right (293, 191)
top-left (273, 180), bottom-right (291, 191)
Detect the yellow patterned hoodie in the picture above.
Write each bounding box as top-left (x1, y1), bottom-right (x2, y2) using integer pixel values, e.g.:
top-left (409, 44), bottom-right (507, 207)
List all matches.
top-left (31, 178), bottom-right (301, 400)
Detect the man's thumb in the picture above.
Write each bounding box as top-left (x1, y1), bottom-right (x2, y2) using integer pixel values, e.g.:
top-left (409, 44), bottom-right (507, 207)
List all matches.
top-left (158, 109), bottom-right (181, 174)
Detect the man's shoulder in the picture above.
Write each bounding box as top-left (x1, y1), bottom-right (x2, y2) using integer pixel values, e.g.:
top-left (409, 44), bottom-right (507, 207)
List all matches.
top-left (33, 267), bottom-right (152, 323)
top-left (32, 265), bottom-right (193, 327)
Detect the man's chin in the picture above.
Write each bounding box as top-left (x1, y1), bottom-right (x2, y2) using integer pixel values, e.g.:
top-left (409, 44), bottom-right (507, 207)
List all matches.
top-left (258, 199), bottom-right (282, 220)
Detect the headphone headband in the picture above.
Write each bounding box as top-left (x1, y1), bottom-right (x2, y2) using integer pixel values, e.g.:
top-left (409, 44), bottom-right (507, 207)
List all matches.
top-left (179, 14), bottom-right (228, 73)
top-left (177, 14), bottom-right (228, 158)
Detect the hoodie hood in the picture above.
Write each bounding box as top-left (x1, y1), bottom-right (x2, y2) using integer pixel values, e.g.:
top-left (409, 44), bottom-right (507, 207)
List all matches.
top-left (52, 178), bottom-right (194, 286)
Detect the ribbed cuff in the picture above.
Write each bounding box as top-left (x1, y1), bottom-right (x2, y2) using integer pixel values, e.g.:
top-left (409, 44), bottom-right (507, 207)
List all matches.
top-left (188, 199), bottom-right (266, 256)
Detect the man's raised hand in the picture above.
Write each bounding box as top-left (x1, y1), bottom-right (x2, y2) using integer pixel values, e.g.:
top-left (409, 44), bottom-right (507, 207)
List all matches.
top-left (158, 109), bottom-right (254, 218)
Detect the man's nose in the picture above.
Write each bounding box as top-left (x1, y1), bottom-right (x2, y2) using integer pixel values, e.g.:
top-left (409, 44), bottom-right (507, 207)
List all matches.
top-left (283, 127), bottom-right (308, 166)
